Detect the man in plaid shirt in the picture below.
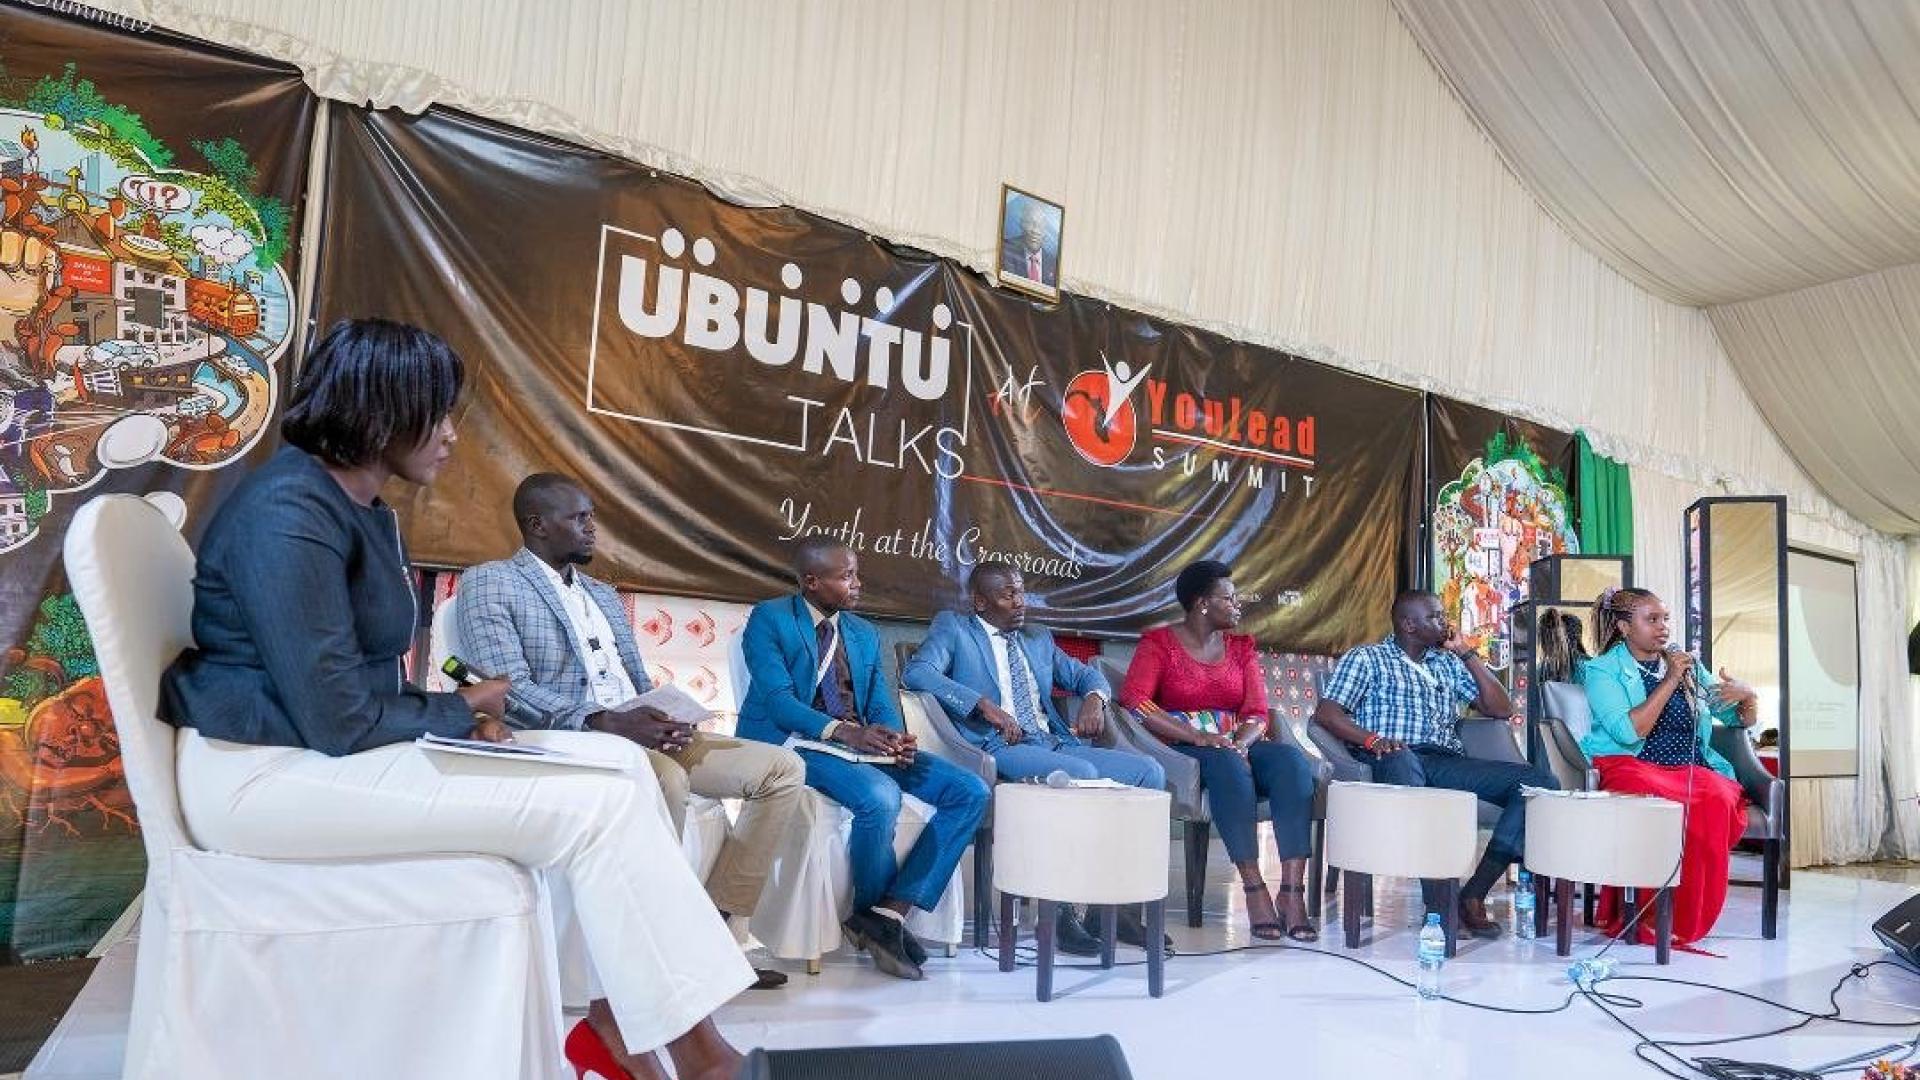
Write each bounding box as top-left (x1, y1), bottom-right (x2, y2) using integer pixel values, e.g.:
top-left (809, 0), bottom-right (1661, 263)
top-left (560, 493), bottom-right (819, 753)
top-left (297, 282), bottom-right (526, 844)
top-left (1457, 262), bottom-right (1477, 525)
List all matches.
top-left (1313, 591), bottom-right (1558, 938)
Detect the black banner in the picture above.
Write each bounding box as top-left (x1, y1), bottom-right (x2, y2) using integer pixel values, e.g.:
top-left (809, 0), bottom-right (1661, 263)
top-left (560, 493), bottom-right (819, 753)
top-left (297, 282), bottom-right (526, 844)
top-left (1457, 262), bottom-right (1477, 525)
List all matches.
top-left (0, 7), bottom-right (314, 958)
top-left (314, 108), bottom-right (1423, 652)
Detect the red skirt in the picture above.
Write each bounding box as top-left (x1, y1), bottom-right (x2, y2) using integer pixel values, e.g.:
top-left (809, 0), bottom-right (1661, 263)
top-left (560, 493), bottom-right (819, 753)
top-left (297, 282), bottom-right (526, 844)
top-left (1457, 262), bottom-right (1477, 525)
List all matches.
top-left (1592, 755), bottom-right (1748, 948)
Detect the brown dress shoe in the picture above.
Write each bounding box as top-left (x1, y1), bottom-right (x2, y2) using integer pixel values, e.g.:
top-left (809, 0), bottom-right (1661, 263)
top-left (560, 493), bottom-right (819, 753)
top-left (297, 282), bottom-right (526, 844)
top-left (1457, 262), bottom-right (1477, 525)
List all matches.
top-left (1458, 897), bottom-right (1504, 939)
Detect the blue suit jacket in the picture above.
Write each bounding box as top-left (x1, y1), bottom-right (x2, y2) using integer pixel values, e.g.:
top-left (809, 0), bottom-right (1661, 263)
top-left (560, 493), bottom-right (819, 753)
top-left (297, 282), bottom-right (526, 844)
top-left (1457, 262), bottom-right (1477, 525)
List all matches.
top-left (736, 593), bottom-right (901, 744)
top-left (901, 609), bottom-right (1110, 750)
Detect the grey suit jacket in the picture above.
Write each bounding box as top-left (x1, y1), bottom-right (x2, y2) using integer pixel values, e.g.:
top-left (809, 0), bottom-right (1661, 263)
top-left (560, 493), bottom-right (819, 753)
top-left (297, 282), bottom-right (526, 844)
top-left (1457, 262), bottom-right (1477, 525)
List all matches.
top-left (455, 549), bottom-right (654, 730)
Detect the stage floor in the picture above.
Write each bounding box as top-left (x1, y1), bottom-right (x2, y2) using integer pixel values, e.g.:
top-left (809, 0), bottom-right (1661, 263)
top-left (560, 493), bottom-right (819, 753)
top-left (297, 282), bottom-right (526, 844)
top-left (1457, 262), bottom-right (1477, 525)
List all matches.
top-left (27, 849), bottom-right (1920, 1079)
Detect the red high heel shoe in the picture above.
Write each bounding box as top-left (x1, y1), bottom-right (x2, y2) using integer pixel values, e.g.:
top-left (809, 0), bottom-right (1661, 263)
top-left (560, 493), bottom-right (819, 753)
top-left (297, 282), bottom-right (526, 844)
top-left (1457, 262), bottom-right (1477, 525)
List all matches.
top-left (565, 1019), bottom-right (634, 1080)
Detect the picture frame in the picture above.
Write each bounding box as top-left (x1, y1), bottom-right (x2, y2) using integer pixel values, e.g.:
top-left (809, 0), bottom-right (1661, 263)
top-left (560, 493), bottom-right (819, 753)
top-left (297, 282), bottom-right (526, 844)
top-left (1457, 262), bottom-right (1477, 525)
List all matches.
top-left (996, 184), bottom-right (1064, 301)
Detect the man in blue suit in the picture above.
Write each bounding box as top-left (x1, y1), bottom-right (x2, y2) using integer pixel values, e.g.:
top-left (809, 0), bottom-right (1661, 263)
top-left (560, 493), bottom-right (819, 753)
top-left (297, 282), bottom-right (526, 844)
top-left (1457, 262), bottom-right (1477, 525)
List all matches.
top-left (904, 565), bottom-right (1163, 789)
top-left (737, 536), bottom-right (990, 981)
top-left (903, 563), bottom-right (1165, 953)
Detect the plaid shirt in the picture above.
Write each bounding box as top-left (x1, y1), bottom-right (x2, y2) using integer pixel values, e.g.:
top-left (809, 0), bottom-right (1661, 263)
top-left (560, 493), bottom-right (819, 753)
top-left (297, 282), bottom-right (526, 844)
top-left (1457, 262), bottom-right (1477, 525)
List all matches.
top-left (1322, 635), bottom-right (1479, 752)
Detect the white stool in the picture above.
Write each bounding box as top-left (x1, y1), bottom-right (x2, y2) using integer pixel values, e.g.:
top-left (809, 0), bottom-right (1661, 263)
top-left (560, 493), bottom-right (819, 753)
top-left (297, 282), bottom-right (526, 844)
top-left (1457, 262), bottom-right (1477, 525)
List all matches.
top-left (1524, 792), bottom-right (1683, 964)
top-left (991, 783), bottom-right (1171, 1001)
top-left (1324, 782), bottom-right (1478, 956)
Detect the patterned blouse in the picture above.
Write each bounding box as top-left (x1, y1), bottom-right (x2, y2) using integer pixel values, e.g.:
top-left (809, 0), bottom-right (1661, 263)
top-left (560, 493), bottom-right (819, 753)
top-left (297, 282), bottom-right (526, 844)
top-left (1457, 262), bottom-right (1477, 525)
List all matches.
top-left (1118, 627), bottom-right (1269, 738)
top-left (1635, 658), bottom-right (1705, 767)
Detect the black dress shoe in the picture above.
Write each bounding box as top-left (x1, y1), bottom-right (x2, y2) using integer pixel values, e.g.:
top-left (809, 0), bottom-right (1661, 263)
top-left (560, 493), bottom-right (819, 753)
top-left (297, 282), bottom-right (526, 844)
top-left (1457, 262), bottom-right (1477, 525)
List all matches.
top-left (897, 919), bottom-right (929, 966)
top-left (844, 911), bottom-right (924, 981)
top-left (1055, 905), bottom-right (1102, 957)
top-left (750, 967), bottom-right (788, 989)
top-left (1115, 904), bottom-right (1171, 950)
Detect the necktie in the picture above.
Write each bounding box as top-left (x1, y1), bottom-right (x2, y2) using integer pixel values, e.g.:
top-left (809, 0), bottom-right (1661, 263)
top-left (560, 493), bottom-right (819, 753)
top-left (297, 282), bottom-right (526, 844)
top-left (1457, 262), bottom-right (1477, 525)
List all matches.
top-left (815, 618), bottom-right (854, 721)
top-left (1000, 630), bottom-right (1050, 744)
top-left (1027, 250), bottom-right (1042, 279)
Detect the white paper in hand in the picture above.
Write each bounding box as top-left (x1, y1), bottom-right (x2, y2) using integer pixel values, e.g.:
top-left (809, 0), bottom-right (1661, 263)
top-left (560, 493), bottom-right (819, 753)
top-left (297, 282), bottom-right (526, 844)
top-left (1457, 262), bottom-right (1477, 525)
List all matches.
top-left (623, 683), bottom-right (717, 726)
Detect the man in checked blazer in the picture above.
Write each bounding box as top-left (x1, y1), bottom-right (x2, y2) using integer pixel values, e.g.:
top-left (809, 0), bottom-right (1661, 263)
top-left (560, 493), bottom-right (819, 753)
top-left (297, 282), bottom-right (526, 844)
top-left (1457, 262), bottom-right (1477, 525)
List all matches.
top-left (457, 473), bottom-right (805, 989)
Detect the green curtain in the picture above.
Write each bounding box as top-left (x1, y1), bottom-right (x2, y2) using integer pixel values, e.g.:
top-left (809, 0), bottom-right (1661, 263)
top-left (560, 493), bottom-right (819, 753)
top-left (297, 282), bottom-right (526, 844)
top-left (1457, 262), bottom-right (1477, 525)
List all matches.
top-left (1575, 430), bottom-right (1634, 555)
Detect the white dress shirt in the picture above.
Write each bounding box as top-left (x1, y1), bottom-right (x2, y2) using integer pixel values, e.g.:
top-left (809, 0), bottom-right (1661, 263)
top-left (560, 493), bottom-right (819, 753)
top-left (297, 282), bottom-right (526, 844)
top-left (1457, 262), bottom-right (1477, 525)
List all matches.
top-left (976, 616), bottom-right (1053, 724)
top-left (532, 552), bottom-right (639, 709)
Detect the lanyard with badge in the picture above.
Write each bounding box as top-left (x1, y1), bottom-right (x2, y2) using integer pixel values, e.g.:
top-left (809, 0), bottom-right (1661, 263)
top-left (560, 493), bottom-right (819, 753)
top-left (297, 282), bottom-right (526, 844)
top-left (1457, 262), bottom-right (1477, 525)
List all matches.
top-left (563, 577), bottom-right (621, 698)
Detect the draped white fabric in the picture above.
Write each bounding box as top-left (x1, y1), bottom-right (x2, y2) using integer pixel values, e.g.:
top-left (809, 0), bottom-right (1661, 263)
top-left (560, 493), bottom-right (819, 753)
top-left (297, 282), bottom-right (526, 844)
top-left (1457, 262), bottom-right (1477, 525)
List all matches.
top-left (1708, 266), bottom-right (1920, 535)
top-left (1391, 0), bottom-right (1920, 308)
top-left (1391, 0), bottom-right (1920, 537)
top-left (91, 0), bottom-right (1914, 860)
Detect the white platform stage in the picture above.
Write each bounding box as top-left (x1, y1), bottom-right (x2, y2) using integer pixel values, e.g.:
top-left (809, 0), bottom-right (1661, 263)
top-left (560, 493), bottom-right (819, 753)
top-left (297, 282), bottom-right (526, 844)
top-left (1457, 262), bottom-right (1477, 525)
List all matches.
top-left (28, 852), bottom-right (1920, 1079)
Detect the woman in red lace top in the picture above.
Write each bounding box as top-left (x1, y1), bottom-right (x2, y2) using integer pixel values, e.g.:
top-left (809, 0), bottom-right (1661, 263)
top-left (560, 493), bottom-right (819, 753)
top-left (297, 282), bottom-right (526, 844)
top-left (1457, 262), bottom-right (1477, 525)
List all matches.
top-left (1119, 561), bottom-right (1318, 941)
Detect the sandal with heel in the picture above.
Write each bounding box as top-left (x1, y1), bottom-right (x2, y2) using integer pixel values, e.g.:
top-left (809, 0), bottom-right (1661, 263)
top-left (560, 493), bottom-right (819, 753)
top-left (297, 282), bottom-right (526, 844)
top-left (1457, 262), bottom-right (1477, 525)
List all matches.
top-left (1243, 883), bottom-right (1284, 941)
top-left (1275, 884), bottom-right (1319, 943)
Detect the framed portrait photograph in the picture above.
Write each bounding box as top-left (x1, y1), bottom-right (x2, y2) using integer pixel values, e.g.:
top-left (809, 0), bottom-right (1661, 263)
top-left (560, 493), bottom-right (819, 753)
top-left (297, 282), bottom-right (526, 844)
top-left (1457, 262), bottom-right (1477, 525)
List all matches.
top-left (996, 184), bottom-right (1064, 301)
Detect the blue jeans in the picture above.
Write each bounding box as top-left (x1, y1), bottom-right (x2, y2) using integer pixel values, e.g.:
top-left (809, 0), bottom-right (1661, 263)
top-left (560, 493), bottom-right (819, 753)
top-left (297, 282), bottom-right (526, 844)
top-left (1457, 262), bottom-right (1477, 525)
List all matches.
top-left (798, 748), bottom-right (990, 913)
top-left (990, 742), bottom-right (1166, 789)
top-left (1369, 746), bottom-right (1559, 860)
top-left (1174, 741), bottom-right (1316, 864)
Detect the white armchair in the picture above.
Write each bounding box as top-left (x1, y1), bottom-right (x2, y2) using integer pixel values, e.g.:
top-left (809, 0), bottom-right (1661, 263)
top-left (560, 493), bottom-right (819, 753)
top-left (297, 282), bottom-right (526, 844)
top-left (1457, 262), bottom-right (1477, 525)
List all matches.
top-left (65, 496), bottom-right (566, 1080)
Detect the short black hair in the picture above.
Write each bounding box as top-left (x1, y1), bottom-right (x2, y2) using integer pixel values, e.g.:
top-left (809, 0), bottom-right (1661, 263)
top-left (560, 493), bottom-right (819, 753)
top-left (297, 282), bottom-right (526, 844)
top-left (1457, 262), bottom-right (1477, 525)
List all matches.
top-left (281, 319), bottom-right (464, 468)
top-left (512, 473), bottom-right (584, 530)
top-left (968, 563), bottom-right (1020, 596)
top-left (1173, 559), bottom-right (1232, 611)
top-left (791, 535), bottom-right (852, 577)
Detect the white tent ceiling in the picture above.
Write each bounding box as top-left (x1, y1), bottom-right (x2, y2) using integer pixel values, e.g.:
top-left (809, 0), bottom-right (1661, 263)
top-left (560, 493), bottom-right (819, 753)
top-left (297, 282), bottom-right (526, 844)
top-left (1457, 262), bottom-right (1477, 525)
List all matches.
top-left (1393, 0), bottom-right (1920, 534)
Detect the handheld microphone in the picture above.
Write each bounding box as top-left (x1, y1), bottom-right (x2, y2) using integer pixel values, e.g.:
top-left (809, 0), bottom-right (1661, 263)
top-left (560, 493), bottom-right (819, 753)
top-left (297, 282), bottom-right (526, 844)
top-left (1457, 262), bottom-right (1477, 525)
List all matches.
top-left (1044, 769), bottom-right (1076, 789)
top-left (441, 655), bottom-right (492, 687)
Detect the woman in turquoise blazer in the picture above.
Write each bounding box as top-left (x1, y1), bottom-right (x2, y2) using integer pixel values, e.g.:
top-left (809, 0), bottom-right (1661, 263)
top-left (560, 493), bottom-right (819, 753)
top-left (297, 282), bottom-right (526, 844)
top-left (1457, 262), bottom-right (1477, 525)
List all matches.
top-left (1568, 587), bottom-right (1758, 948)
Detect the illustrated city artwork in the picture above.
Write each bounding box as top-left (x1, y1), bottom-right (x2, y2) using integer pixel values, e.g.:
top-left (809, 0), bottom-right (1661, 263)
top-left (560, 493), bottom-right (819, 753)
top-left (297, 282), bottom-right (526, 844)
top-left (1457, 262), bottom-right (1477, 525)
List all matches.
top-left (1431, 431), bottom-right (1579, 675)
top-left (0, 63), bottom-right (294, 555)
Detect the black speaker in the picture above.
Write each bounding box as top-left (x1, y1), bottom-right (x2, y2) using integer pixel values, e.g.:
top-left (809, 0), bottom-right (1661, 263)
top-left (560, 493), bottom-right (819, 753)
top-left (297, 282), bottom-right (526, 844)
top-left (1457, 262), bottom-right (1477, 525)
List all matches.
top-left (737, 1036), bottom-right (1133, 1080)
top-left (1872, 893), bottom-right (1920, 969)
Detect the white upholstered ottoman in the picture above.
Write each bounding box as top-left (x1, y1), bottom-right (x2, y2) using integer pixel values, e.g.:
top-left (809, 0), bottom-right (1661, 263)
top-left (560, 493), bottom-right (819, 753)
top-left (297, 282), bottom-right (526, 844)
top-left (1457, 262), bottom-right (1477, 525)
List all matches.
top-left (991, 782), bottom-right (1171, 1000)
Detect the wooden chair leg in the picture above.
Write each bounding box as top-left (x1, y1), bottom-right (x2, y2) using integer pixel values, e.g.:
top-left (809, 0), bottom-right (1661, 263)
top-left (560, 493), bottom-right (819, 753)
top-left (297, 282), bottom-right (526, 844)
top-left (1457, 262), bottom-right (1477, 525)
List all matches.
top-left (1583, 881), bottom-right (1596, 927)
top-left (1554, 878), bottom-right (1573, 956)
top-left (1438, 878), bottom-right (1459, 959)
top-left (1362, 873), bottom-right (1374, 919)
top-left (1099, 904), bottom-right (1117, 969)
top-left (1533, 873), bottom-right (1551, 939)
top-left (1035, 899), bottom-right (1057, 1002)
top-left (1183, 821), bottom-right (1211, 928)
top-left (1343, 870), bottom-right (1365, 949)
top-left (1761, 837), bottom-right (1781, 940)
top-left (998, 890), bottom-right (1017, 973)
top-left (1654, 890), bottom-right (1673, 965)
top-left (1307, 819), bottom-right (1325, 912)
top-left (972, 832), bottom-right (993, 949)
top-left (806, 957), bottom-right (822, 975)
top-left (1146, 899), bottom-right (1166, 998)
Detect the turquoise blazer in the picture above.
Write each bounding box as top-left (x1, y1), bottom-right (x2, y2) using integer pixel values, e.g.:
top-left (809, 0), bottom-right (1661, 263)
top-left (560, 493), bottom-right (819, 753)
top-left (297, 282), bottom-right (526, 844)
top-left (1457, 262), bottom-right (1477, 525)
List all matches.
top-left (1575, 642), bottom-right (1741, 778)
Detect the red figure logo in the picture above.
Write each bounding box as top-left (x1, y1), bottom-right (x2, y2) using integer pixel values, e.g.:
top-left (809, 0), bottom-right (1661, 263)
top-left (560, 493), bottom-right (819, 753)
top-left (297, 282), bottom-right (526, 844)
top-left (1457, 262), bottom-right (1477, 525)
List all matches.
top-left (1061, 355), bottom-right (1149, 467)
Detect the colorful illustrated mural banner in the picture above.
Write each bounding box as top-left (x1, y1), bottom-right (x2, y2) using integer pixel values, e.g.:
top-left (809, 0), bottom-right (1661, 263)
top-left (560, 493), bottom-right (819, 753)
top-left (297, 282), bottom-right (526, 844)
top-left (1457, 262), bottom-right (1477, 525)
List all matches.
top-left (0, 7), bottom-right (315, 960)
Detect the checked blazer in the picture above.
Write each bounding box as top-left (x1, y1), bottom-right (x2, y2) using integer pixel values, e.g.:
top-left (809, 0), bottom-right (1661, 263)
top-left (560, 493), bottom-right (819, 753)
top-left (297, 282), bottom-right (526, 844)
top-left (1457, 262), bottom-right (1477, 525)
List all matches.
top-left (454, 548), bottom-right (653, 730)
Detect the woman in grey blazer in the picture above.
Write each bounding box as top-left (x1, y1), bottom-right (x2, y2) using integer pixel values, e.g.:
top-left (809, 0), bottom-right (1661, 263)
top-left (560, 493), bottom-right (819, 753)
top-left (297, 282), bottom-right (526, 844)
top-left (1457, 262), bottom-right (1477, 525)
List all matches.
top-left (161, 320), bottom-right (750, 1080)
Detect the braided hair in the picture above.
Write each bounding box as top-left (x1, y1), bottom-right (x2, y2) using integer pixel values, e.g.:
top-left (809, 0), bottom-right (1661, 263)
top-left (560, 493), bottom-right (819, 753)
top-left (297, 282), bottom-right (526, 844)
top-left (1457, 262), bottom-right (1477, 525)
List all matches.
top-left (1593, 587), bottom-right (1659, 656)
top-left (1537, 610), bottom-right (1590, 682)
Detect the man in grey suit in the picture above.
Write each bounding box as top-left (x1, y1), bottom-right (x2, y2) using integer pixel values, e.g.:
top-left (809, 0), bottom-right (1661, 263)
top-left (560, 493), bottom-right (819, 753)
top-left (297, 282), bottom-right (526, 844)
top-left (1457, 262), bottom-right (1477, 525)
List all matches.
top-left (902, 563), bottom-right (1165, 953)
top-left (457, 474), bottom-right (806, 989)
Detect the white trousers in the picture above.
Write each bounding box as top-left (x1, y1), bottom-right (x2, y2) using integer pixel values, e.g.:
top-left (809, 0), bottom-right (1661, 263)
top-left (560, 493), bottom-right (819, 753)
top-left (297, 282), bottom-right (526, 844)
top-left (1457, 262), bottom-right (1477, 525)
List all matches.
top-left (176, 729), bottom-right (753, 1052)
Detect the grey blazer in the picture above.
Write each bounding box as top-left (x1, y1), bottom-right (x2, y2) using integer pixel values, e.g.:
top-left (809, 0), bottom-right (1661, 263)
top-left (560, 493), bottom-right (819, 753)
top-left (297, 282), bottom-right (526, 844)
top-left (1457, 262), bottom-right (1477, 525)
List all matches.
top-left (455, 549), bottom-right (654, 730)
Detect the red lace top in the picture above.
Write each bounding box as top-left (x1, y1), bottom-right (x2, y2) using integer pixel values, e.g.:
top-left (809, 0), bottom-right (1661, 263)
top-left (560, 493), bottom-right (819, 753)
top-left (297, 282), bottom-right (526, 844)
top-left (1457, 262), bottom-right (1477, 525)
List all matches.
top-left (1118, 627), bottom-right (1269, 738)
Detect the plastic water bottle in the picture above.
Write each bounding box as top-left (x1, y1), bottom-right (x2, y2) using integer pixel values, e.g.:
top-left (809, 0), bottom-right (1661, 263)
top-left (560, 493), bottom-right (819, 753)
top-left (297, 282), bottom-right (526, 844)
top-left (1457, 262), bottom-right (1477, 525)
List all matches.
top-left (1415, 913), bottom-right (1446, 999)
top-left (1567, 956), bottom-right (1616, 989)
top-left (1514, 869), bottom-right (1537, 939)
